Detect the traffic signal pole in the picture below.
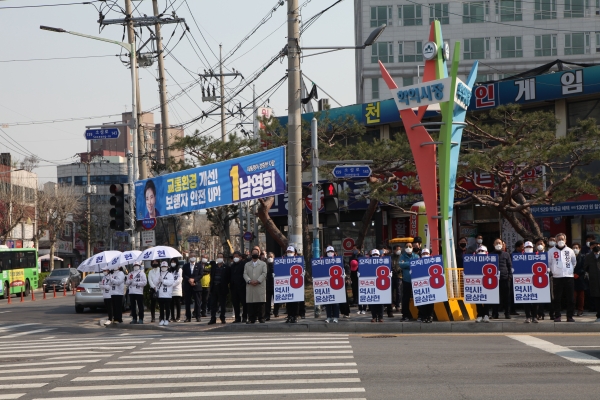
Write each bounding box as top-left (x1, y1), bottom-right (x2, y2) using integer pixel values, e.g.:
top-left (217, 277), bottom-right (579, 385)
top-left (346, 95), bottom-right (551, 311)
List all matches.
top-left (311, 118), bottom-right (320, 259)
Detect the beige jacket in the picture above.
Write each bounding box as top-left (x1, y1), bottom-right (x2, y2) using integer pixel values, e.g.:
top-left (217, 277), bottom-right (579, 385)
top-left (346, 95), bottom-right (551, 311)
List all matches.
top-left (243, 260), bottom-right (267, 303)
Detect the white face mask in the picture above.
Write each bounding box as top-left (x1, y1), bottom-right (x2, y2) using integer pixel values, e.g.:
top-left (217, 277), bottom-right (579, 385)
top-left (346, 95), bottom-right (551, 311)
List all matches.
top-left (170, 263), bottom-right (176, 267)
top-left (216, 258), bottom-right (223, 264)
top-left (476, 239), bottom-right (483, 244)
top-left (405, 248), bottom-right (413, 254)
top-left (494, 244), bottom-right (503, 251)
top-left (477, 251), bottom-right (487, 255)
top-left (586, 242), bottom-right (591, 247)
top-left (286, 252), bottom-right (295, 257)
top-left (233, 257), bottom-right (240, 263)
top-left (422, 253), bottom-right (430, 257)
top-left (557, 240), bottom-right (565, 248)
top-left (189, 257), bottom-right (196, 263)
top-left (267, 257), bottom-right (274, 263)
top-left (201, 258), bottom-right (208, 263)
top-left (537, 245), bottom-right (545, 252)
top-left (549, 241), bottom-right (556, 247)
top-left (133, 266), bottom-right (140, 271)
top-left (524, 248), bottom-right (534, 253)
top-left (395, 250), bottom-right (402, 256)
top-left (574, 249), bottom-right (580, 255)
top-left (326, 252), bottom-right (334, 257)
top-left (160, 267), bottom-right (168, 272)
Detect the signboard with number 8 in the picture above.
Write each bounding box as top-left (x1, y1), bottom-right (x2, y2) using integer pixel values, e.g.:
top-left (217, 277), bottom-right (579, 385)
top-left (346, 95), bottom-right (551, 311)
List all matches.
top-left (311, 257), bottom-right (347, 305)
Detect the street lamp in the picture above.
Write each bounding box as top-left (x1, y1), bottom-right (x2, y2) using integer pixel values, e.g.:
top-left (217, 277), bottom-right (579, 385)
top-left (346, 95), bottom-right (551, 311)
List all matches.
top-left (40, 25), bottom-right (138, 250)
top-left (300, 25), bottom-right (387, 57)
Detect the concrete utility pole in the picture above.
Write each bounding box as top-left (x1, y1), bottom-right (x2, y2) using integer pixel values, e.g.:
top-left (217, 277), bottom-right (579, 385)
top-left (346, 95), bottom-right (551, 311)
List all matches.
top-left (220, 44), bottom-right (226, 142)
top-left (152, 0), bottom-right (171, 164)
top-left (287, 0), bottom-right (303, 252)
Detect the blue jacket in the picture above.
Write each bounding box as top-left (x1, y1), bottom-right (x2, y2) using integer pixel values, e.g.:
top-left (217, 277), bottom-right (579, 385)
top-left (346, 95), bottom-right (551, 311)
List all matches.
top-left (399, 252), bottom-right (420, 283)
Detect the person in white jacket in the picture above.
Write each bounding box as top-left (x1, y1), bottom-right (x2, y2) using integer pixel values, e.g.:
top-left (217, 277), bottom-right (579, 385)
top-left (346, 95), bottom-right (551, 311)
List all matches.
top-left (126, 261), bottom-right (147, 324)
top-left (169, 259), bottom-right (183, 323)
top-left (548, 233), bottom-right (577, 322)
top-left (148, 261), bottom-right (161, 322)
top-left (153, 261), bottom-right (174, 326)
top-left (100, 266), bottom-right (113, 326)
top-left (110, 266), bottom-right (126, 324)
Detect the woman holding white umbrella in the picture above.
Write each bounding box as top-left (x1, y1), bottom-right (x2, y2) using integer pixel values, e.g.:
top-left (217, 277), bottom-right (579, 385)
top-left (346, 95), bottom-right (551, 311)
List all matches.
top-left (169, 258), bottom-right (183, 323)
top-left (110, 264), bottom-right (126, 324)
top-left (152, 261), bottom-right (174, 325)
top-left (100, 265), bottom-right (114, 325)
top-left (126, 261), bottom-right (147, 324)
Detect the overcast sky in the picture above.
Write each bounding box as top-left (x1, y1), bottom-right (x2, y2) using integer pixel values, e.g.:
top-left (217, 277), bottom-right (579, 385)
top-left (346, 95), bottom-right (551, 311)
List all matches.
top-left (0, 0), bottom-right (356, 184)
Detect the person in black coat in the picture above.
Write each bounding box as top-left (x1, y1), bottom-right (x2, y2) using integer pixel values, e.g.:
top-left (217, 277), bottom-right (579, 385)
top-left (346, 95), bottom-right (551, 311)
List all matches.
top-left (208, 253), bottom-right (230, 324)
top-left (572, 242), bottom-right (587, 316)
top-left (491, 238), bottom-right (513, 320)
top-left (229, 250), bottom-right (248, 323)
top-left (182, 251), bottom-right (204, 322)
top-left (264, 252), bottom-right (275, 321)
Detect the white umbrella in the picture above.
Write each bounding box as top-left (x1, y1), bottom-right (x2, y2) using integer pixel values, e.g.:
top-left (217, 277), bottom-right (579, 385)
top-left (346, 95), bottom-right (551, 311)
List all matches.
top-left (76, 257), bottom-right (93, 272)
top-left (109, 250), bottom-right (142, 268)
top-left (83, 251), bottom-right (122, 272)
top-left (137, 246), bottom-right (182, 262)
top-left (38, 254), bottom-right (64, 262)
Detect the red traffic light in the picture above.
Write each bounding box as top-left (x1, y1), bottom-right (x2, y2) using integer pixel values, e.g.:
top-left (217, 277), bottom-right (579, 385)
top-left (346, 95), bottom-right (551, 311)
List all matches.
top-left (324, 183), bottom-right (336, 197)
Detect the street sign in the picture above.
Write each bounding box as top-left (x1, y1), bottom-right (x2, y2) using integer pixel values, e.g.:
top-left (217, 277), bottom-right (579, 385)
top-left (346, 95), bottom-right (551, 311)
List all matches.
top-left (141, 230), bottom-right (156, 247)
top-left (115, 231), bottom-right (130, 237)
top-left (84, 128), bottom-right (120, 140)
top-left (141, 218), bottom-right (157, 231)
top-left (243, 232), bottom-right (254, 242)
top-left (332, 165), bottom-right (372, 179)
top-left (187, 236), bottom-right (200, 243)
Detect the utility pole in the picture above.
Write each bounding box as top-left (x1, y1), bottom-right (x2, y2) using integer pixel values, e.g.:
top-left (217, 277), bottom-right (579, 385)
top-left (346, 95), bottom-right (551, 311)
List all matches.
top-left (152, 0), bottom-right (170, 164)
top-left (219, 44), bottom-right (226, 142)
top-left (311, 118), bottom-right (320, 259)
top-left (287, 0), bottom-right (303, 252)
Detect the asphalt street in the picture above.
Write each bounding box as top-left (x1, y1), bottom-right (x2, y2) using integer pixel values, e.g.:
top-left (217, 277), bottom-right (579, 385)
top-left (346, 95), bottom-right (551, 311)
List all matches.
top-left (2, 294), bottom-right (600, 399)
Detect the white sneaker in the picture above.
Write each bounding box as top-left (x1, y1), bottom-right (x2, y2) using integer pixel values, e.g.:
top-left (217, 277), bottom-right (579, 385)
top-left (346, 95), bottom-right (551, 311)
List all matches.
top-left (483, 315), bottom-right (490, 323)
top-left (164, 320), bottom-right (169, 326)
top-left (356, 310), bottom-right (361, 314)
top-left (333, 318), bottom-right (338, 323)
top-left (475, 317), bottom-right (482, 323)
top-left (159, 320), bottom-right (165, 326)
top-left (104, 320), bottom-right (112, 326)
top-left (361, 310), bottom-right (366, 315)
top-left (325, 318), bottom-right (330, 323)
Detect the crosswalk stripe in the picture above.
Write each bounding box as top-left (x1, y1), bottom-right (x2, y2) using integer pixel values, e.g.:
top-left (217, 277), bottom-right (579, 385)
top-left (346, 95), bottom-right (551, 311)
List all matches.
top-left (34, 387), bottom-right (366, 399)
top-left (509, 335), bottom-right (600, 364)
top-left (155, 335), bottom-right (348, 342)
top-left (0, 328), bottom-right (56, 338)
top-left (0, 341), bottom-right (143, 350)
top-left (106, 355), bottom-right (354, 365)
top-left (73, 369), bottom-right (359, 381)
top-left (153, 337), bottom-right (349, 345)
top-left (119, 350), bottom-right (353, 359)
top-left (0, 323), bottom-right (39, 331)
top-left (92, 363), bottom-right (357, 373)
top-left (0, 384), bottom-right (46, 389)
top-left (44, 355), bottom-right (114, 360)
top-left (0, 374), bottom-right (66, 381)
top-left (0, 351), bottom-right (123, 359)
top-left (0, 394), bottom-right (26, 399)
top-left (0, 360), bottom-right (99, 368)
top-left (132, 345), bottom-right (351, 354)
top-left (0, 366), bottom-right (84, 374)
top-left (51, 378), bottom-right (362, 392)
top-left (143, 341), bottom-right (350, 350)
top-left (0, 346), bottom-right (134, 355)
top-left (0, 336), bottom-right (152, 345)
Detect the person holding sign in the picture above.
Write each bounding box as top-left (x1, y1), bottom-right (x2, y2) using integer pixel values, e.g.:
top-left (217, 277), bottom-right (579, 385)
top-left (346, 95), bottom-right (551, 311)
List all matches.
top-left (548, 233), bottom-right (577, 322)
top-left (491, 238), bottom-right (513, 320)
top-left (279, 246), bottom-right (305, 323)
top-left (324, 246), bottom-right (341, 323)
top-left (243, 248), bottom-right (268, 324)
top-left (521, 241), bottom-right (539, 323)
top-left (416, 248), bottom-right (435, 323)
top-left (399, 243), bottom-right (420, 322)
top-left (584, 241), bottom-right (600, 322)
top-left (473, 246), bottom-right (491, 323)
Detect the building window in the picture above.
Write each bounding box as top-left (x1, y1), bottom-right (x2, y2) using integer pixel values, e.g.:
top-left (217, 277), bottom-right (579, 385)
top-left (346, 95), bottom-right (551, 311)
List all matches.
top-left (565, 32), bottom-right (589, 55)
top-left (564, 0), bottom-right (588, 18)
top-left (476, 74), bottom-right (494, 82)
top-left (399, 4), bottom-right (423, 26)
top-left (403, 76), bottom-right (414, 87)
top-left (429, 3), bottom-right (450, 24)
top-left (496, 0), bottom-right (522, 21)
top-left (534, 0), bottom-right (556, 19)
top-left (398, 41), bottom-right (423, 62)
top-left (63, 224), bottom-right (72, 237)
top-left (57, 177), bottom-right (72, 186)
top-left (370, 5), bottom-right (393, 27)
top-left (152, 143), bottom-right (157, 150)
top-left (463, 1), bottom-right (489, 23)
top-left (596, 32), bottom-right (600, 52)
top-left (371, 42), bottom-right (394, 63)
top-left (464, 38), bottom-right (490, 59)
top-left (371, 78), bottom-right (380, 100)
top-left (535, 34), bottom-right (557, 56)
top-left (496, 36), bottom-right (523, 58)
top-left (130, 141), bottom-right (133, 148)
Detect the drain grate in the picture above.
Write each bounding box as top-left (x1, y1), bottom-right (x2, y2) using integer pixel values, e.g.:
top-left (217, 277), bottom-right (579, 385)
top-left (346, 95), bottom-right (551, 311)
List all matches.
top-left (362, 335), bottom-right (398, 339)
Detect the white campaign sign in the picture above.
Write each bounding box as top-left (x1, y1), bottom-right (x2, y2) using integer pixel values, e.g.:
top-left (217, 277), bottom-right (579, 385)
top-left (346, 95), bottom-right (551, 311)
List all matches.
top-left (311, 257), bottom-right (347, 305)
top-left (512, 253), bottom-right (551, 303)
top-left (410, 255), bottom-right (448, 306)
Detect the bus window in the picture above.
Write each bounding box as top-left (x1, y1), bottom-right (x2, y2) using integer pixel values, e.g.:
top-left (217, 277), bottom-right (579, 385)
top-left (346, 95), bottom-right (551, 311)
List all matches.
top-left (26, 253), bottom-right (36, 270)
top-left (14, 252), bottom-right (24, 269)
top-left (0, 253), bottom-right (10, 271)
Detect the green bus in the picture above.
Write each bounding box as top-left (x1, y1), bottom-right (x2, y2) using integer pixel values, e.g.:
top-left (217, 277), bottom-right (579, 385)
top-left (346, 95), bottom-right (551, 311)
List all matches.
top-left (0, 248), bottom-right (39, 299)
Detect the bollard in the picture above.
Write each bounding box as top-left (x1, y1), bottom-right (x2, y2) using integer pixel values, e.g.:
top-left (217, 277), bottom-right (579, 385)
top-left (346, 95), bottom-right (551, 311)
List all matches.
top-left (7, 288), bottom-right (11, 304)
top-left (43, 284), bottom-right (46, 300)
top-left (53, 285), bottom-right (56, 298)
top-left (20, 287), bottom-right (24, 302)
top-left (72, 286), bottom-right (76, 296)
top-left (63, 285), bottom-right (67, 297)
top-left (31, 289), bottom-right (35, 301)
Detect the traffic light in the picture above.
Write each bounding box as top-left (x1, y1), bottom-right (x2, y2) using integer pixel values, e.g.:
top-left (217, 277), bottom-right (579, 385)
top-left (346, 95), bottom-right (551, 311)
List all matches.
top-left (109, 184), bottom-right (126, 231)
top-left (322, 182), bottom-right (339, 228)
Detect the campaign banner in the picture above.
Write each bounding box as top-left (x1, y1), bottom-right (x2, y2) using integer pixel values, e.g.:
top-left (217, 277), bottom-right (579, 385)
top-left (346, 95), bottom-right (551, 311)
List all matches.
top-left (512, 253), bottom-right (551, 303)
top-left (358, 256), bottom-right (392, 305)
top-left (463, 254), bottom-right (500, 304)
top-left (410, 255), bottom-right (448, 306)
top-left (273, 256), bottom-right (305, 303)
top-left (312, 257), bottom-right (347, 305)
top-left (135, 147), bottom-right (286, 220)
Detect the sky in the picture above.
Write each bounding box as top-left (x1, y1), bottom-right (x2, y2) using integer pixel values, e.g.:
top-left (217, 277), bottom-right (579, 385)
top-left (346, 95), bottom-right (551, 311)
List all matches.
top-left (0, 0), bottom-right (356, 185)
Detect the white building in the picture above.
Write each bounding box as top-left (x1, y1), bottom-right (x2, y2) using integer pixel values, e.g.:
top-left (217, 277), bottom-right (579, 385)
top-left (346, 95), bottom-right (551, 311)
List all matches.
top-left (355, 0), bottom-right (600, 103)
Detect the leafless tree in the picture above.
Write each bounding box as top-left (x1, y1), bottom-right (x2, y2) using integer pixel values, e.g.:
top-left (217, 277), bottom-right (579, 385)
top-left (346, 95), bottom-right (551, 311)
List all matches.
top-left (0, 175), bottom-right (36, 243)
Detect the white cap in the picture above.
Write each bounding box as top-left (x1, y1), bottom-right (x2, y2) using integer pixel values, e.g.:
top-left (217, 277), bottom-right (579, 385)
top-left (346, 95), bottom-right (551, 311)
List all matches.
top-left (286, 246), bottom-right (295, 253)
top-left (101, 265), bottom-right (110, 271)
top-left (524, 241), bottom-right (534, 248)
top-left (160, 261), bottom-right (168, 267)
top-left (371, 249), bottom-right (380, 256)
top-left (477, 245), bottom-right (488, 253)
top-left (133, 261), bottom-right (142, 266)
top-left (325, 246), bottom-right (335, 253)
top-left (421, 248), bottom-right (430, 255)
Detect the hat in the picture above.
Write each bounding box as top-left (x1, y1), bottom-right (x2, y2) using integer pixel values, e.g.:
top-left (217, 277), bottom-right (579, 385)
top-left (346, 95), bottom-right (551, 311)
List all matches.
top-left (524, 241), bottom-right (534, 248)
top-left (133, 261), bottom-right (142, 266)
top-left (101, 265), bottom-right (110, 271)
top-left (421, 248), bottom-right (430, 255)
top-left (325, 246), bottom-right (335, 252)
top-left (286, 246), bottom-right (295, 253)
top-left (476, 245), bottom-right (488, 253)
top-left (371, 249), bottom-right (380, 256)
top-left (160, 261), bottom-right (168, 267)
top-left (413, 236), bottom-right (423, 243)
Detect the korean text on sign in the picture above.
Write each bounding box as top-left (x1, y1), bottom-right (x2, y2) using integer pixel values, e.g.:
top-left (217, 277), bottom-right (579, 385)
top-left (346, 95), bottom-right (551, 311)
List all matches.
top-left (462, 254), bottom-right (500, 304)
top-left (357, 256), bottom-right (392, 305)
top-left (273, 256), bottom-right (305, 304)
top-left (312, 257), bottom-right (347, 305)
top-left (409, 255), bottom-right (448, 306)
top-left (512, 253), bottom-right (551, 303)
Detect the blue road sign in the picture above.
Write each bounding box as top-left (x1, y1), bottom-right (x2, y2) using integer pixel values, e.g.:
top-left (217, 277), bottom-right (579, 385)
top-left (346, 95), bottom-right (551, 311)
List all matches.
top-left (85, 128), bottom-right (120, 140)
top-left (332, 165), bottom-right (372, 179)
top-left (115, 231), bottom-right (130, 237)
top-left (187, 236), bottom-right (200, 243)
top-left (243, 232), bottom-right (254, 242)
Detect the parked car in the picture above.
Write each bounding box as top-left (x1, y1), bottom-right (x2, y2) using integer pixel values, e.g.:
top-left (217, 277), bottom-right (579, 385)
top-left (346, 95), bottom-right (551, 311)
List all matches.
top-left (75, 273), bottom-right (105, 313)
top-left (43, 268), bottom-right (81, 292)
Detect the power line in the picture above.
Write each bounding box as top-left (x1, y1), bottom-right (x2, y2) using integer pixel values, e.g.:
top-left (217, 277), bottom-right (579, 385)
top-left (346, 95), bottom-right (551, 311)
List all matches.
top-left (1, 113), bottom-right (123, 127)
top-left (0, 1), bottom-right (98, 10)
top-left (0, 54), bottom-right (118, 63)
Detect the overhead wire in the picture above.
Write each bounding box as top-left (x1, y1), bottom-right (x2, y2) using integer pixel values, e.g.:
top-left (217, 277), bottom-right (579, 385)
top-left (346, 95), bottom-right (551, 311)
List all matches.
top-left (0, 54), bottom-right (119, 63)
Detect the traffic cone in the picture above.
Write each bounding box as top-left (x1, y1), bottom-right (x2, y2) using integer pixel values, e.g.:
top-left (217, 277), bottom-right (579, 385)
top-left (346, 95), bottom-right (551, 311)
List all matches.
top-left (53, 285), bottom-right (56, 298)
top-left (63, 285), bottom-right (67, 297)
top-left (31, 289), bottom-right (35, 301)
top-left (72, 286), bottom-right (76, 296)
top-left (20, 287), bottom-right (24, 302)
top-left (7, 289), bottom-right (11, 304)
top-left (43, 287), bottom-right (46, 300)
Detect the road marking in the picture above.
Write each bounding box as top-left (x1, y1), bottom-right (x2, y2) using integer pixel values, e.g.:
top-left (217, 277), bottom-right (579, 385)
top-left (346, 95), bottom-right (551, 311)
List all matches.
top-left (106, 356), bottom-right (354, 365)
top-left (51, 378), bottom-right (362, 392)
top-left (41, 336), bottom-right (55, 339)
top-left (0, 394), bottom-right (25, 399)
top-left (73, 369), bottom-right (359, 381)
top-left (153, 338), bottom-right (349, 345)
top-left (0, 346), bottom-right (133, 355)
top-left (0, 324), bottom-right (39, 332)
top-left (0, 340), bottom-right (143, 349)
top-left (509, 335), bottom-right (600, 364)
top-left (2, 360), bottom-right (99, 368)
top-left (0, 366), bottom-right (84, 374)
top-left (132, 345), bottom-right (351, 354)
top-left (0, 374), bottom-right (66, 381)
top-left (119, 350), bottom-right (353, 359)
top-left (35, 387), bottom-right (365, 399)
top-left (0, 351), bottom-right (122, 359)
top-left (0, 311), bottom-right (11, 314)
top-left (0, 384), bottom-right (46, 389)
top-left (568, 346), bottom-right (600, 348)
top-left (588, 366), bottom-right (600, 373)
top-left (144, 340), bottom-right (350, 350)
top-left (92, 362), bottom-right (357, 373)
top-left (0, 328), bottom-right (56, 338)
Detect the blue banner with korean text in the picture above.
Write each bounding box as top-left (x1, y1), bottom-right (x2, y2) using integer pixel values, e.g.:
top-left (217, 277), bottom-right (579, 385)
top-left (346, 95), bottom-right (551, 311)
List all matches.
top-left (410, 256), bottom-right (448, 306)
top-left (134, 147), bottom-right (286, 220)
top-left (512, 253), bottom-right (551, 303)
top-left (463, 254), bottom-right (500, 304)
top-left (358, 256), bottom-right (392, 305)
top-left (312, 257), bottom-right (347, 305)
top-left (273, 256), bottom-right (305, 304)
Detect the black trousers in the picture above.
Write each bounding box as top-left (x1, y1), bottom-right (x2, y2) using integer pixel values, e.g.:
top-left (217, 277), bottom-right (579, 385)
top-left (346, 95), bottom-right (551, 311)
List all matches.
top-left (340, 299), bottom-right (350, 316)
top-left (351, 271), bottom-right (359, 305)
top-left (170, 296), bottom-right (181, 321)
top-left (231, 286), bottom-right (247, 320)
top-left (129, 293), bottom-right (144, 322)
top-left (477, 304), bottom-right (490, 318)
top-left (299, 301), bottom-right (306, 317)
top-left (248, 302), bottom-right (265, 322)
top-left (185, 289), bottom-right (202, 320)
top-left (492, 279), bottom-right (512, 318)
top-left (593, 297), bottom-right (600, 319)
top-left (201, 288), bottom-right (210, 315)
top-left (371, 304), bottom-right (383, 319)
top-left (210, 288), bottom-right (228, 320)
top-left (150, 289), bottom-right (158, 320)
top-left (158, 297), bottom-right (171, 321)
top-left (553, 277), bottom-right (575, 319)
top-left (392, 276), bottom-right (402, 308)
top-left (265, 289), bottom-right (274, 319)
top-left (401, 281), bottom-right (413, 318)
top-left (287, 301), bottom-right (299, 318)
top-left (104, 298), bottom-right (113, 321)
top-left (111, 295), bottom-right (123, 322)
top-left (524, 303), bottom-right (538, 319)
top-left (418, 303), bottom-right (434, 320)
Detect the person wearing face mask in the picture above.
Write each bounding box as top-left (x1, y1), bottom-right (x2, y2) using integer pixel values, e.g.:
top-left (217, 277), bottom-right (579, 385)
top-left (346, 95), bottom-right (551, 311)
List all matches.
top-left (399, 243), bottom-right (420, 322)
top-left (126, 261), bottom-right (147, 324)
top-left (533, 238), bottom-right (552, 320)
top-left (548, 236), bottom-right (557, 249)
top-left (169, 258), bottom-right (183, 323)
top-left (582, 234), bottom-right (595, 255)
top-left (199, 253), bottom-right (211, 318)
top-left (282, 246), bottom-right (302, 323)
top-left (208, 253), bottom-right (230, 325)
top-left (490, 238), bottom-right (513, 320)
top-left (243, 249), bottom-right (268, 324)
top-left (350, 248), bottom-right (362, 312)
top-left (322, 246), bottom-right (341, 323)
top-left (572, 243), bottom-right (587, 317)
top-left (109, 266), bottom-right (126, 324)
top-left (148, 261), bottom-right (161, 322)
top-left (456, 237), bottom-right (469, 270)
top-left (368, 249), bottom-right (386, 322)
top-left (391, 245), bottom-right (403, 312)
top-left (521, 241), bottom-right (538, 323)
top-left (474, 246), bottom-right (491, 323)
top-left (182, 252), bottom-right (204, 323)
top-left (468, 235), bottom-right (484, 254)
top-left (416, 248), bottom-right (435, 323)
top-left (152, 261), bottom-right (174, 325)
top-left (412, 237), bottom-right (423, 256)
top-left (100, 266), bottom-right (114, 326)
top-left (548, 233), bottom-right (577, 322)
top-left (264, 252), bottom-right (275, 321)
top-left (230, 250), bottom-right (249, 323)
top-left (584, 241), bottom-right (600, 322)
